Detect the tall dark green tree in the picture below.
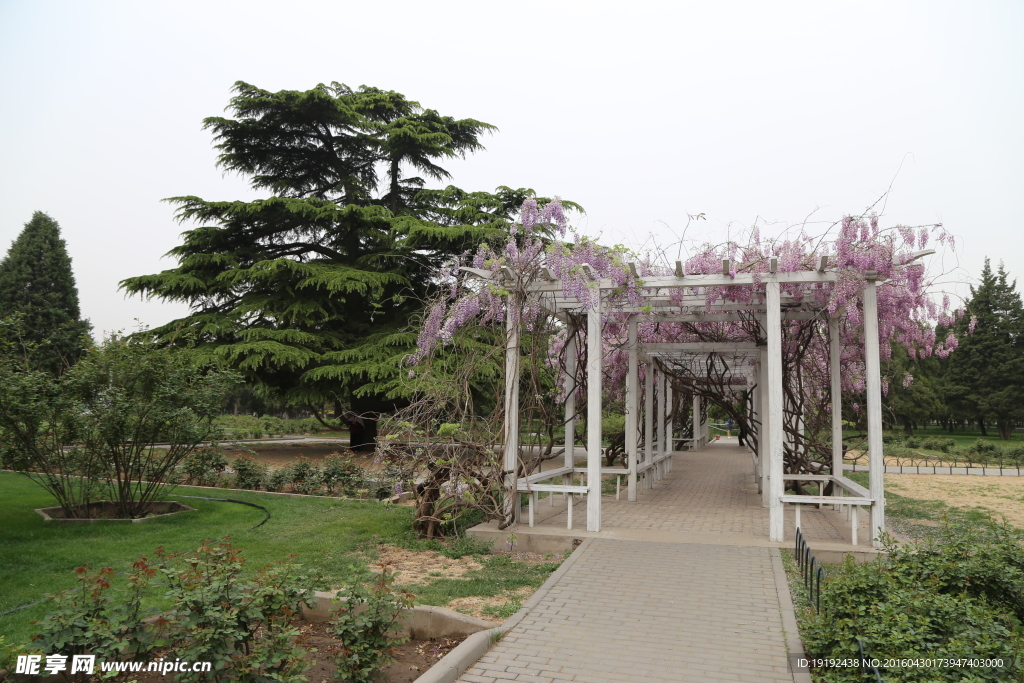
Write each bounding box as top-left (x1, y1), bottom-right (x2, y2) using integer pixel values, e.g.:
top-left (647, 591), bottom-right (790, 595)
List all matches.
top-left (0, 212), bottom-right (91, 373)
top-left (944, 259), bottom-right (1024, 439)
top-left (883, 341), bottom-right (944, 434)
top-left (121, 82), bottom-right (571, 448)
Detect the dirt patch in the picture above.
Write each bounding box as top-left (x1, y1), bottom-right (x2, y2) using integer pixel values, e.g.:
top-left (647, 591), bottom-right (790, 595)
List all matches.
top-left (445, 585), bottom-right (534, 624)
top-left (297, 621), bottom-right (465, 683)
top-left (96, 622), bottom-right (464, 683)
top-left (362, 546), bottom-right (483, 586)
top-left (886, 474), bottom-right (1024, 528)
top-left (493, 550), bottom-right (564, 565)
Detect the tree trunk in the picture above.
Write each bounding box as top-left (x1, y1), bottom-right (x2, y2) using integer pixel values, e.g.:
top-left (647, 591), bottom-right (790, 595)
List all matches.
top-left (997, 420), bottom-right (1013, 440)
top-left (978, 418), bottom-right (988, 436)
top-left (349, 415), bottom-right (378, 452)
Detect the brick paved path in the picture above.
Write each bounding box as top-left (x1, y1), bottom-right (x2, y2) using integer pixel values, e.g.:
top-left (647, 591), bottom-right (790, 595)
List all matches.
top-left (530, 441), bottom-right (857, 545)
top-left (459, 539), bottom-right (799, 682)
top-left (456, 443), bottom-right (831, 683)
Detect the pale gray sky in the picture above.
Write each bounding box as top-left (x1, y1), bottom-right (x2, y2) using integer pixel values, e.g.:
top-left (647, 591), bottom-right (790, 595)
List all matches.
top-left (2, 0), bottom-right (1022, 337)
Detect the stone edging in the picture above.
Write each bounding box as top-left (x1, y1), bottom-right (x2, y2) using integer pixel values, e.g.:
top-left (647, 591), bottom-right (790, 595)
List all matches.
top-left (770, 547), bottom-right (813, 683)
top-left (413, 537), bottom-right (595, 683)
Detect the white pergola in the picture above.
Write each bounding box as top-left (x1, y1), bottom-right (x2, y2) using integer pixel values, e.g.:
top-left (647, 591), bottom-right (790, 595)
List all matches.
top-left (474, 254), bottom-right (929, 548)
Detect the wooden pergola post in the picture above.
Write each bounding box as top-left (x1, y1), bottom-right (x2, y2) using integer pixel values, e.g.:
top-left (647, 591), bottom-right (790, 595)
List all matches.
top-left (564, 331), bottom-right (577, 494)
top-left (863, 277), bottom-right (885, 546)
top-left (503, 309), bottom-right (521, 525)
top-left (690, 394), bottom-right (698, 450)
top-left (626, 321), bottom-right (638, 501)
top-left (759, 348), bottom-right (770, 507)
top-left (665, 380), bottom-right (673, 473)
top-left (586, 299), bottom-right (603, 532)
top-left (751, 360), bottom-right (761, 490)
top-left (645, 362), bottom-right (654, 489)
top-left (829, 314), bottom-right (843, 507)
top-left (766, 278), bottom-right (785, 542)
top-left (657, 369), bottom-right (666, 480)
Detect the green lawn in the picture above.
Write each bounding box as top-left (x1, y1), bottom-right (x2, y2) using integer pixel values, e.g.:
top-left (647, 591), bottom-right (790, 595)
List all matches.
top-left (903, 424), bottom-right (1019, 444)
top-left (0, 472), bottom-right (562, 653)
top-left (844, 426), bottom-right (1019, 447)
top-left (0, 472), bottom-right (418, 646)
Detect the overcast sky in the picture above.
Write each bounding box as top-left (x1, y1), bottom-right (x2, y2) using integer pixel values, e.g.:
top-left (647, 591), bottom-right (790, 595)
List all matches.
top-left (2, 0), bottom-right (1021, 338)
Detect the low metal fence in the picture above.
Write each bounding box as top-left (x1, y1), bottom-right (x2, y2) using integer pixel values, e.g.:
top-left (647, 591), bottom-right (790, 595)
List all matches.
top-left (795, 529), bottom-right (884, 683)
top-left (794, 527), bottom-right (826, 613)
top-left (855, 637), bottom-right (884, 682)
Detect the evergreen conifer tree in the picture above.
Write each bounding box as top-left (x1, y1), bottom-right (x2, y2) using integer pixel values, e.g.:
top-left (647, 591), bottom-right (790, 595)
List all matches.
top-left (944, 258), bottom-right (1024, 439)
top-left (121, 81), bottom-right (574, 448)
top-left (0, 212), bottom-right (91, 372)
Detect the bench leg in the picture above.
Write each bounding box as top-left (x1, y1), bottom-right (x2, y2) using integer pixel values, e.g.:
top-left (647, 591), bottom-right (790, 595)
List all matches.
top-left (795, 504), bottom-right (801, 531)
top-left (851, 505), bottom-right (858, 546)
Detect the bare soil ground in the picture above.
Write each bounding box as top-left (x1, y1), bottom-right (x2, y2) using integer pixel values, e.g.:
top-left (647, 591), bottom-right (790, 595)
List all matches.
top-left (886, 474), bottom-right (1024, 528)
top-left (363, 545), bottom-right (484, 585)
top-left (354, 547), bottom-right (560, 623)
top-left (297, 621), bottom-right (465, 683)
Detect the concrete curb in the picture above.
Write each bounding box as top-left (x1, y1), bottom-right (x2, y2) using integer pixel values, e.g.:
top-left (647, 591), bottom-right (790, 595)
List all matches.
top-left (301, 592), bottom-right (494, 639)
top-left (413, 537), bottom-right (594, 683)
top-left (770, 547), bottom-right (813, 683)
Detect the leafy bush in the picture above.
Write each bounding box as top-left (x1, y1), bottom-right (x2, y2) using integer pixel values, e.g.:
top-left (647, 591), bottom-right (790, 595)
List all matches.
top-left (31, 540), bottom-right (313, 683)
top-left (156, 540), bottom-right (312, 683)
top-left (881, 431), bottom-right (904, 445)
top-left (0, 331), bottom-right (238, 518)
top-left (330, 563), bottom-right (415, 683)
top-left (1005, 444), bottom-right (1024, 466)
top-left (903, 435), bottom-right (920, 448)
top-left (231, 452), bottom-right (268, 490)
top-left (970, 438), bottom-right (998, 455)
top-left (801, 523), bottom-right (1024, 681)
top-left (919, 436), bottom-right (955, 453)
top-left (266, 468), bottom-right (292, 492)
top-left (287, 456), bottom-right (322, 495)
top-left (321, 452), bottom-right (364, 496)
top-left (287, 456), bottom-right (317, 483)
top-left (32, 562), bottom-right (160, 663)
top-left (179, 444), bottom-right (229, 487)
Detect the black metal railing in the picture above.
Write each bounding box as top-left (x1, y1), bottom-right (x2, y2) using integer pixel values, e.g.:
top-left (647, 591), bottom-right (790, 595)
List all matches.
top-left (856, 637), bottom-right (884, 682)
top-left (796, 529), bottom-right (884, 682)
top-left (794, 527), bottom-right (826, 613)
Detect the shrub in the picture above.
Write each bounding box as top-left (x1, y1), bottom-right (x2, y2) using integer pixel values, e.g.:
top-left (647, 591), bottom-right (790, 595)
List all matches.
top-left (32, 562), bottom-right (160, 662)
top-left (156, 540), bottom-right (312, 683)
top-left (266, 469), bottom-right (292, 492)
top-left (31, 540), bottom-right (313, 683)
top-left (920, 436), bottom-right (955, 453)
top-left (801, 523), bottom-right (1024, 681)
top-left (903, 435), bottom-right (920, 448)
top-left (287, 456), bottom-right (322, 495)
top-left (881, 431), bottom-right (904, 445)
top-left (179, 444), bottom-right (229, 487)
top-left (1005, 445), bottom-right (1024, 466)
top-left (971, 438), bottom-right (998, 455)
top-left (0, 330), bottom-right (239, 518)
top-left (287, 455), bottom-right (317, 483)
top-left (321, 452), bottom-right (364, 496)
top-left (330, 563), bottom-right (415, 683)
top-left (231, 452), bottom-right (268, 490)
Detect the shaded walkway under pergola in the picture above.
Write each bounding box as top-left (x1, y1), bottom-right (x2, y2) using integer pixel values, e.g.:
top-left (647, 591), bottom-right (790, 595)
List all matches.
top-left (471, 440), bottom-right (877, 554)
